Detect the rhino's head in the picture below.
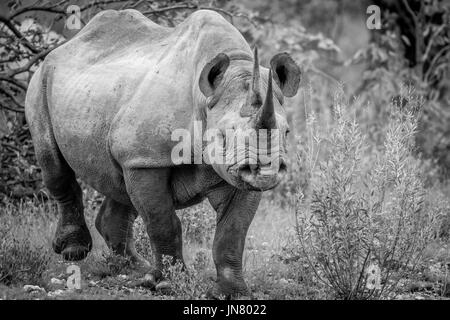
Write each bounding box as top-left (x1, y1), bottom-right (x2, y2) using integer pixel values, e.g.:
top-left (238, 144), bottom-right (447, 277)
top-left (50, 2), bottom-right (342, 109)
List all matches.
top-left (198, 48), bottom-right (301, 191)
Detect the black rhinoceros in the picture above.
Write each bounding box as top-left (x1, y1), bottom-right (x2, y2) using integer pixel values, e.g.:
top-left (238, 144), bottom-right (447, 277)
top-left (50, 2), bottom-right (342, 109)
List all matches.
top-left (25, 9), bottom-right (301, 297)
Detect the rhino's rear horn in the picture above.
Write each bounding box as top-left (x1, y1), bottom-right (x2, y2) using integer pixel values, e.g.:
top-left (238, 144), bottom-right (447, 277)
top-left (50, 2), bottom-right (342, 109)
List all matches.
top-left (250, 47), bottom-right (262, 106)
top-left (256, 69), bottom-right (276, 129)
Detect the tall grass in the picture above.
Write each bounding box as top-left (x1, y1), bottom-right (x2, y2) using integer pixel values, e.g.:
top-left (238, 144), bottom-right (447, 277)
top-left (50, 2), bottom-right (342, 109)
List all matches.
top-left (0, 198), bottom-right (54, 286)
top-left (295, 86), bottom-right (441, 299)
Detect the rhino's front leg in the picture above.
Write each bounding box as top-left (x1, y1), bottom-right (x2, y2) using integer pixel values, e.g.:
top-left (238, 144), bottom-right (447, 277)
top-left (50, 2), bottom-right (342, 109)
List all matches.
top-left (207, 184), bottom-right (262, 298)
top-left (124, 168), bottom-right (184, 280)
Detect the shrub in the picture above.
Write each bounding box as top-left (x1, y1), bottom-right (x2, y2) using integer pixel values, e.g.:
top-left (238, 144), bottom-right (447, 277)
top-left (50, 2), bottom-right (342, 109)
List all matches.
top-left (89, 253), bottom-right (133, 279)
top-left (295, 88), bottom-right (440, 299)
top-left (0, 237), bottom-right (51, 286)
top-left (161, 252), bottom-right (210, 299)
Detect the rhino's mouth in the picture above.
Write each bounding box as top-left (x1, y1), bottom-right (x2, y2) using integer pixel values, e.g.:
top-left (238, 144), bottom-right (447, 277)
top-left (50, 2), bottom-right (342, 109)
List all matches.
top-left (228, 159), bottom-right (287, 191)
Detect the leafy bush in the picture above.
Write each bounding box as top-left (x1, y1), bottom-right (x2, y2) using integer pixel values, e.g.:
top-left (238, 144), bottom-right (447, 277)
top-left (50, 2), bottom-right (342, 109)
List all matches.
top-left (295, 88), bottom-right (440, 299)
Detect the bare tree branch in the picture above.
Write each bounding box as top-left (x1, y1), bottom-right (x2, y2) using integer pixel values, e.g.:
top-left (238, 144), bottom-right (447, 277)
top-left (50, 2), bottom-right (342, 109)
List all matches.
top-left (9, 0), bottom-right (138, 20)
top-left (8, 0), bottom-right (69, 19)
top-left (79, 0), bottom-right (134, 12)
top-left (142, 3), bottom-right (257, 26)
top-left (0, 99), bottom-right (24, 113)
top-left (2, 44), bottom-right (60, 78)
top-left (0, 87), bottom-right (24, 110)
top-left (0, 15), bottom-right (39, 53)
top-left (423, 24), bottom-right (446, 63)
top-left (0, 77), bottom-right (27, 91)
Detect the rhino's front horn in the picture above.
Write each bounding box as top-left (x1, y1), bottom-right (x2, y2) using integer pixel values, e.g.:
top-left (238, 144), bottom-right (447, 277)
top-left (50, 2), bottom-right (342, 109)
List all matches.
top-left (251, 47), bottom-right (262, 106)
top-left (256, 69), bottom-right (276, 129)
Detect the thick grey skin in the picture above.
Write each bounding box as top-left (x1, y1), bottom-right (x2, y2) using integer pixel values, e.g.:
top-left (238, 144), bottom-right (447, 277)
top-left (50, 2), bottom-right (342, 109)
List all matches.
top-left (25, 9), bottom-right (299, 297)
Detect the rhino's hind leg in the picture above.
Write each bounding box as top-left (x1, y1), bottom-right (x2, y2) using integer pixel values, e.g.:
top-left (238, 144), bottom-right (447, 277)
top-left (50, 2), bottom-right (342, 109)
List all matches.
top-left (44, 159), bottom-right (92, 261)
top-left (95, 198), bottom-right (149, 269)
top-left (26, 65), bottom-right (91, 261)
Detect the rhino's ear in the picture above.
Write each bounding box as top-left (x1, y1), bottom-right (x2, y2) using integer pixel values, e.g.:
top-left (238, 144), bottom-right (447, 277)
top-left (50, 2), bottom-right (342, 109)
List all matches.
top-left (270, 53), bottom-right (301, 97)
top-left (199, 53), bottom-right (230, 97)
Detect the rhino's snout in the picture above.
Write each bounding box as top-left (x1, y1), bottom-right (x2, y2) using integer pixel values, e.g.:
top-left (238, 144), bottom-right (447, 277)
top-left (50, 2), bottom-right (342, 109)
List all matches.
top-left (237, 159), bottom-right (286, 191)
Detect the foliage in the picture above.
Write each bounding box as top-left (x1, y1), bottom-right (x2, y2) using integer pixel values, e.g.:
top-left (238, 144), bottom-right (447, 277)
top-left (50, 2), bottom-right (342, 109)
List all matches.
top-left (295, 88), bottom-right (441, 299)
top-left (350, 0), bottom-right (450, 177)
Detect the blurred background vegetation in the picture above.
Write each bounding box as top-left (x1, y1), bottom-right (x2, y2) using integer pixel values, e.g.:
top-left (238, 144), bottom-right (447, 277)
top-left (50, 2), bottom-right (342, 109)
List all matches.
top-left (0, 0), bottom-right (449, 299)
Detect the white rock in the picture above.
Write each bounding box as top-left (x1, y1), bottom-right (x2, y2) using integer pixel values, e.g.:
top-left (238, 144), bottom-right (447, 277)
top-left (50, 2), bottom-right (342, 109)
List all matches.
top-left (50, 278), bottom-right (65, 285)
top-left (23, 285), bottom-right (46, 293)
top-left (155, 281), bottom-right (171, 291)
top-left (88, 280), bottom-right (98, 287)
top-left (144, 273), bottom-right (155, 282)
top-left (47, 289), bottom-right (65, 297)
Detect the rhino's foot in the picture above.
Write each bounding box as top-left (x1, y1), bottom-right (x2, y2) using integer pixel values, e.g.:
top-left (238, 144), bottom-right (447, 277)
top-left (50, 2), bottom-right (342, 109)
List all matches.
top-left (206, 281), bottom-right (251, 300)
top-left (52, 223), bottom-right (92, 261)
top-left (61, 245), bottom-right (91, 261)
